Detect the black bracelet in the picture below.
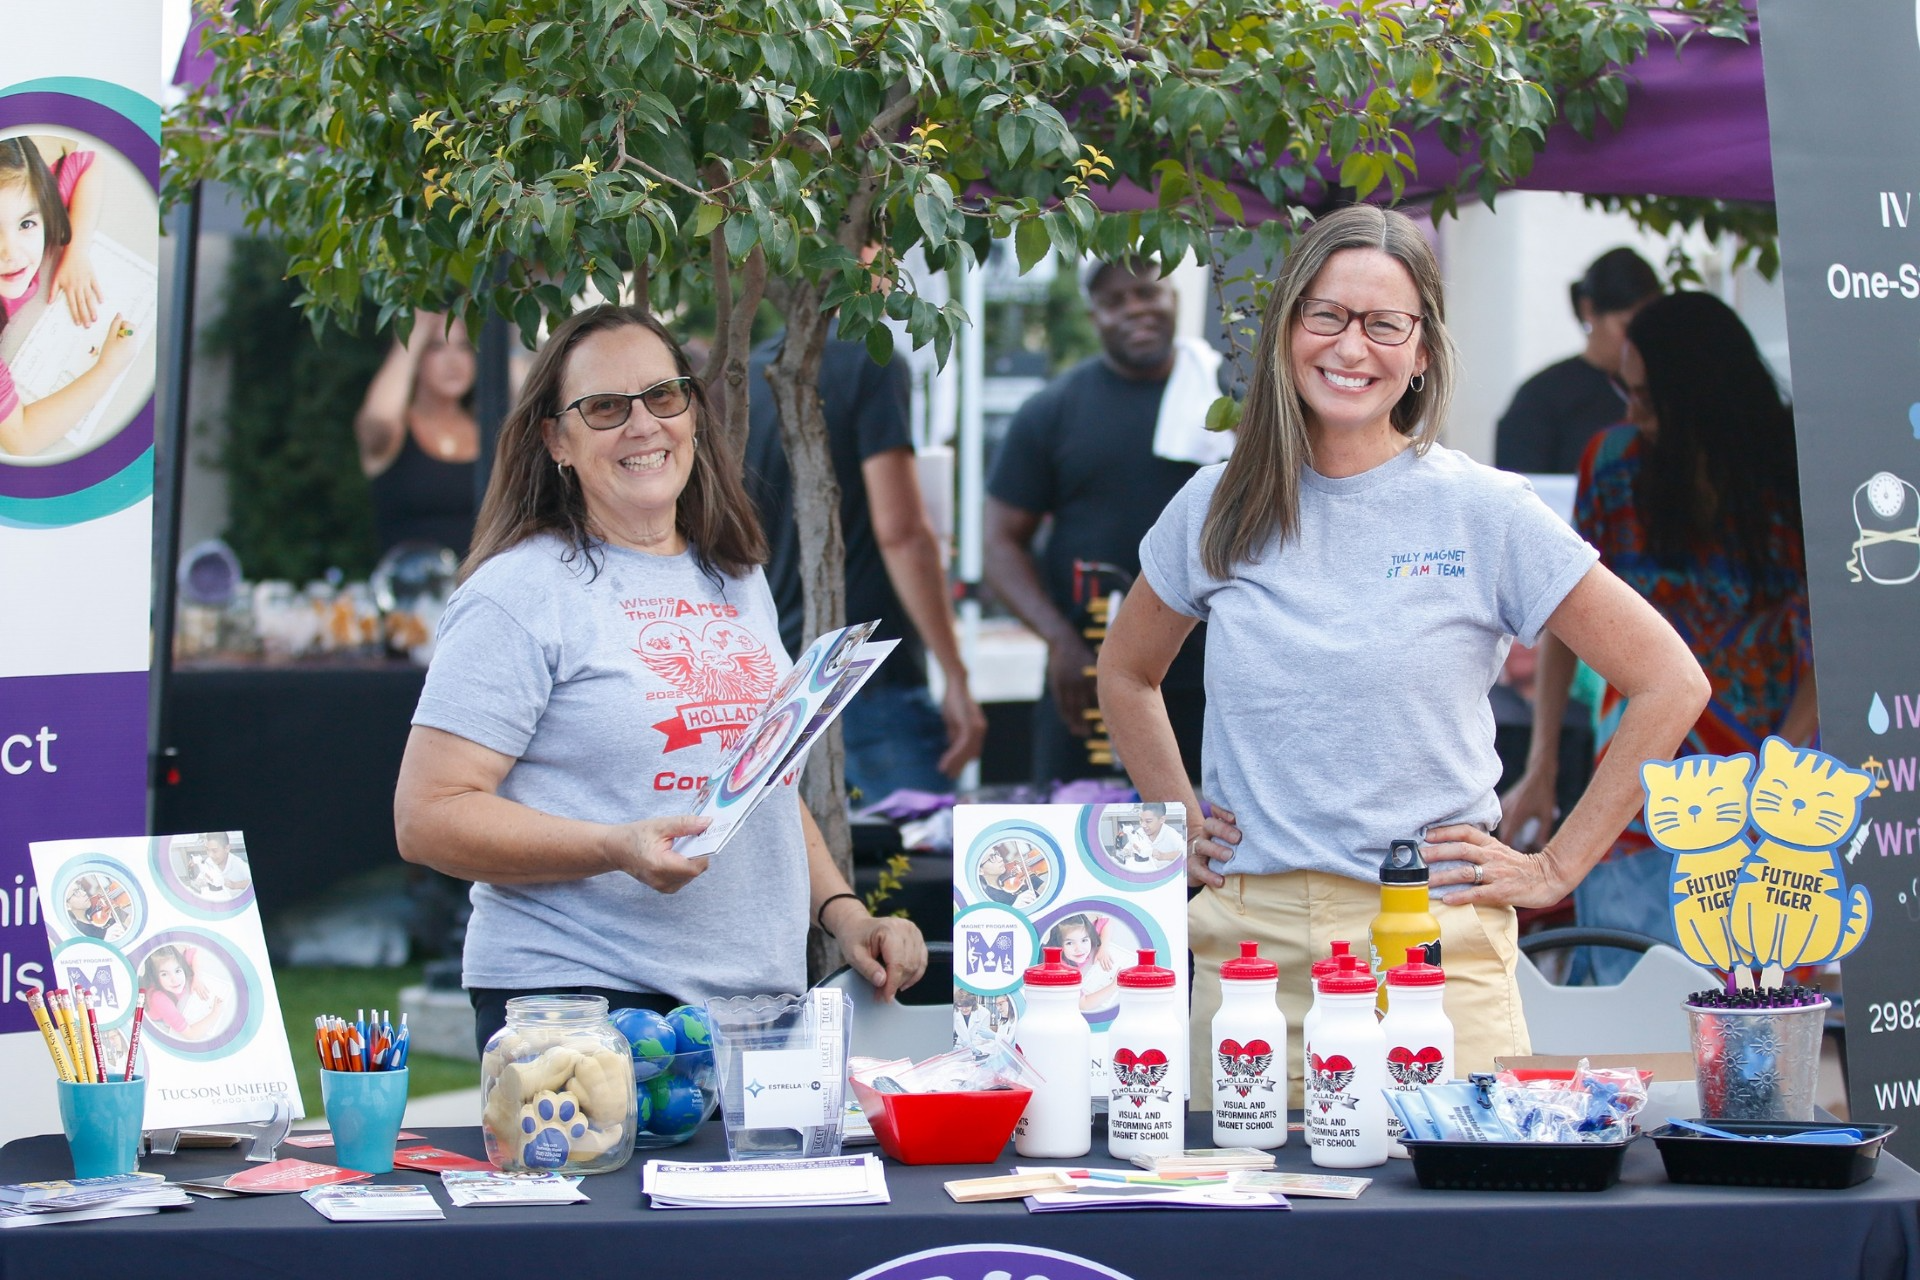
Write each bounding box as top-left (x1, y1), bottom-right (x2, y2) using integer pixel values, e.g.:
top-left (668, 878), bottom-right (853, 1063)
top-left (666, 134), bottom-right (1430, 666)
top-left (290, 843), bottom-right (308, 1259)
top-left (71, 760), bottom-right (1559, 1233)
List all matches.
top-left (816, 892), bottom-right (864, 938)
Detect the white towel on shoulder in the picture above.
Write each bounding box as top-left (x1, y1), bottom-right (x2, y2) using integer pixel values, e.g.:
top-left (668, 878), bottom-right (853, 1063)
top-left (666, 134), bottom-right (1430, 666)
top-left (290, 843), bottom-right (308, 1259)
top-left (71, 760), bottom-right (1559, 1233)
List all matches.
top-left (1153, 336), bottom-right (1235, 466)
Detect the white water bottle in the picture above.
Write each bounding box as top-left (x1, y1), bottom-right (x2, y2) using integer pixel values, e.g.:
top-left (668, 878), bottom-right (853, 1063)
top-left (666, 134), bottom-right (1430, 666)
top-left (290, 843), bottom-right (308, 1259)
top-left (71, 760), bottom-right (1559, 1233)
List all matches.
top-left (1015, 946), bottom-right (1092, 1158)
top-left (1106, 949), bottom-right (1184, 1161)
top-left (1380, 946), bottom-right (1454, 1158)
top-left (1299, 939), bottom-right (1353, 1105)
top-left (1211, 941), bottom-right (1287, 1149)
top-left (1306, 959), bottom-right (1389, 1169)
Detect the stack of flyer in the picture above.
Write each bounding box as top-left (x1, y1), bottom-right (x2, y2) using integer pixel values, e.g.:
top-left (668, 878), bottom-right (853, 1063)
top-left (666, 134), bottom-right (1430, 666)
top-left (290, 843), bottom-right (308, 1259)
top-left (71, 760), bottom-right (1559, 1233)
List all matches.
top-left (440, 1171), bottom-right (588, 1207)
top-left (0, 1173), bottom-right (191, 1227)
top-left (642, 1155), bottom-right (889, 1209)
top-left (301, 1184), bottom-right (444, 1221)
top-left (1129, 1147), bottom-right (1276, 1175)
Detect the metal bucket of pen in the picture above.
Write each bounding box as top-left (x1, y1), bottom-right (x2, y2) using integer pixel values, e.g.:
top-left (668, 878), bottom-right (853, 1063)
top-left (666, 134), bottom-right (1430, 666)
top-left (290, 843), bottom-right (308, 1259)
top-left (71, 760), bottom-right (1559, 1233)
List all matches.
top-left (1687, 1000), bottom-right (1829, 1122)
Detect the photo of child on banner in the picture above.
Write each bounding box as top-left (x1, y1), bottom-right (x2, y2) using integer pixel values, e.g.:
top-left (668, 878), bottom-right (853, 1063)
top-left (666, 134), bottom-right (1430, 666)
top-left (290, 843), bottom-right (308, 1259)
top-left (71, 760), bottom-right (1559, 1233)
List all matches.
top-left (1643, 736), bottom-right (1875, 985)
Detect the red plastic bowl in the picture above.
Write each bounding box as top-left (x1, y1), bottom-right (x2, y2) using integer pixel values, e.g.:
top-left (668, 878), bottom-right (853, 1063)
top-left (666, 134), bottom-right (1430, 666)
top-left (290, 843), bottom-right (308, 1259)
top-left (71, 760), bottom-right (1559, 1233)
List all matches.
top-left (848, 1078), bottom-right (1031, 1165)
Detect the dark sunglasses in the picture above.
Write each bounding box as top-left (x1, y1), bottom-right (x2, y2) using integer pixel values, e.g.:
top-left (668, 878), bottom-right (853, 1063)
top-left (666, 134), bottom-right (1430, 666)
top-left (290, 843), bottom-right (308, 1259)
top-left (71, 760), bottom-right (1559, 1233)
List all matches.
top-left (561, 376), bottom-right (695, 430)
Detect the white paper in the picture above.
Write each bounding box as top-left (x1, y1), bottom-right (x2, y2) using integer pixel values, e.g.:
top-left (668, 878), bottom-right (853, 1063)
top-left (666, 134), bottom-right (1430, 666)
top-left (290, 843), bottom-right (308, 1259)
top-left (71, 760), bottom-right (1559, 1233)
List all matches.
top-left (740, 1048), bottom-right (832, 1131)
top-left (642, 1154), bottom-right (888, 1208)
top-left (8, 231), bottom-right (158, 451)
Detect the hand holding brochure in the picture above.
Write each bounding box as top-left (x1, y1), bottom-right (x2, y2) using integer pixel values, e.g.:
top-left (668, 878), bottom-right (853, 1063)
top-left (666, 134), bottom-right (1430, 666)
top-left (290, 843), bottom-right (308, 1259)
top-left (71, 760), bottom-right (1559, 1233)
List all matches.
top-left (676, 622), bottom-right (895, 858)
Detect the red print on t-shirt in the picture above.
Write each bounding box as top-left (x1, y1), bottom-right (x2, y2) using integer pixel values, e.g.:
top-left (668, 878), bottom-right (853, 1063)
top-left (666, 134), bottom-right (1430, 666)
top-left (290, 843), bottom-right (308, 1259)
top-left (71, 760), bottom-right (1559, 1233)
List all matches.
top-left (634, 614), bottom-right (777, 752)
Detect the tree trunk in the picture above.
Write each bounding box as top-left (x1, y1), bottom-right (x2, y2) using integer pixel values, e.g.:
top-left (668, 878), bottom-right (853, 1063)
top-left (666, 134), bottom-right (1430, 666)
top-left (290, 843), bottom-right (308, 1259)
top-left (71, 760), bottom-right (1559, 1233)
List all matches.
top-left (762, 276), bottom-right (851, 983)
top-left (701, 239), bottom-right (765, 460)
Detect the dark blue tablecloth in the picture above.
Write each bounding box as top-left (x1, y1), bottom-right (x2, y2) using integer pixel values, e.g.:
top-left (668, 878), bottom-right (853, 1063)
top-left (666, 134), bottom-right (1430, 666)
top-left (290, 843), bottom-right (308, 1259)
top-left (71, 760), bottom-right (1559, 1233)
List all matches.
top-left (2, 1114), bottom-right (1916, 1280)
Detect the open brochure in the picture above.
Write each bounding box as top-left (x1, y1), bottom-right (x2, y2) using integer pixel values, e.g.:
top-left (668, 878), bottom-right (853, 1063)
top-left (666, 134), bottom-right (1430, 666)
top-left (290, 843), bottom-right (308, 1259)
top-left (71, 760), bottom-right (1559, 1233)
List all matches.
top-left (675, 622), bottom-right (895, 858)
top-left (1014, 1167), bottom-right (1290, 1212)
top-left (302, 1184), bottom-right (444, 1222)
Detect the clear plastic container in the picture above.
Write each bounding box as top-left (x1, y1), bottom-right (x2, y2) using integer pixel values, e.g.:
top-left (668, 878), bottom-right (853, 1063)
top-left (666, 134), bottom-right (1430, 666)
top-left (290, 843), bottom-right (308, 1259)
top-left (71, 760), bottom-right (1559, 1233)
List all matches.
top-left (480, 995), bottom-right (638, 1174)
top-left (708, 989), bottom-right (851, 1162)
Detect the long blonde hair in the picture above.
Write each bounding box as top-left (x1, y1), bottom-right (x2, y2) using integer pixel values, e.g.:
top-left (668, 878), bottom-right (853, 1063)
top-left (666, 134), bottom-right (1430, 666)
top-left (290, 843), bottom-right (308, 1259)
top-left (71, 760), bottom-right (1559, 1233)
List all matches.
top-left (1200, 205), bottom-right (1458, 578)
top-left (463, 306), bottom-right (766, 583)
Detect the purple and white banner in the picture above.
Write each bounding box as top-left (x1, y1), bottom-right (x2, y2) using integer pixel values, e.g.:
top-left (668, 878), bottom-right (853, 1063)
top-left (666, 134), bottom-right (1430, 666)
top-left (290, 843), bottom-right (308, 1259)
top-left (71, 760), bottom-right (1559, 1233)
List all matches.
top-left (0, 2), bottom-right (159, 1133)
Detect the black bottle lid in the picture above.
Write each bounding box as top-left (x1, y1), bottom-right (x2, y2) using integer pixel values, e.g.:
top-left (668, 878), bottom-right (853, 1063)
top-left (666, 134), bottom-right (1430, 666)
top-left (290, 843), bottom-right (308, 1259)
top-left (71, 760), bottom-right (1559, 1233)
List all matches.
top-left (1380, 838), bottom-right (1429, 885)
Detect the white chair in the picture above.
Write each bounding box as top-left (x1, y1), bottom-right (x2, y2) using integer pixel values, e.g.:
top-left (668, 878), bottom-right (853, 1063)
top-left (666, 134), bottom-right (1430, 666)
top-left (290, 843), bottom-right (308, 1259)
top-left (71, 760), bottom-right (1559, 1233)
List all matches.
top-left (1513, 928), bottom-right (1706, 1056)
top-left (818, 942), bottom-right (954, 1063)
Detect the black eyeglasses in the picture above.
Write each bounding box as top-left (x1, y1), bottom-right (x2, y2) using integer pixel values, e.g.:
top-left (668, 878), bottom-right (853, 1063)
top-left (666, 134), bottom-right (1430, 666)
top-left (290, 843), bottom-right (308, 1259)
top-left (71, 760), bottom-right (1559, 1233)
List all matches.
top-left (561, 376), bottom-right (695, 430)
top-left (1296, 298), bottom-right (1424, 347)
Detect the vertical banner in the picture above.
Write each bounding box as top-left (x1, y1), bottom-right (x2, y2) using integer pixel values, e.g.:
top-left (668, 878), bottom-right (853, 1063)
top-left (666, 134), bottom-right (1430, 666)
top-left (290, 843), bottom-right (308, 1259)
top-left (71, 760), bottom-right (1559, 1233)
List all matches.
top-left (0, 3), bottom-right (159, 1138)
top-left (1761, 0), bottom-right (1920, 1161)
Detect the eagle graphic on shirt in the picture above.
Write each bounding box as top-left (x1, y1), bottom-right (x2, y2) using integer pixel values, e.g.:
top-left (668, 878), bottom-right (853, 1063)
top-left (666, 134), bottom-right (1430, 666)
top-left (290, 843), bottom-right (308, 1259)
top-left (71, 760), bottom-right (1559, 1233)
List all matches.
top-left (636, 617), bottom-right (779, 752)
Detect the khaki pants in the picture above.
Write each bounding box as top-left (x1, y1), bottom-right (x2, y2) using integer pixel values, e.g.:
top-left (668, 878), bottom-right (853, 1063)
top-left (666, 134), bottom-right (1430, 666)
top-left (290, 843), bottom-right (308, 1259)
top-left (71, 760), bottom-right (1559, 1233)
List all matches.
top-left (1188, 872), bottom-right (1531, 1110)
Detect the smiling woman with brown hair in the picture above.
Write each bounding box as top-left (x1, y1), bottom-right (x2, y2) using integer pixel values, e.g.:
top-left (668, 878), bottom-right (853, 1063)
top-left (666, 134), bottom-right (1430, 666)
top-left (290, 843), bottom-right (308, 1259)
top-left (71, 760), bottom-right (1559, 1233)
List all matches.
top-left (1097, 206), bottom-right (1709, 1112)
top-left (394, 304), bottom-right (925, 1054)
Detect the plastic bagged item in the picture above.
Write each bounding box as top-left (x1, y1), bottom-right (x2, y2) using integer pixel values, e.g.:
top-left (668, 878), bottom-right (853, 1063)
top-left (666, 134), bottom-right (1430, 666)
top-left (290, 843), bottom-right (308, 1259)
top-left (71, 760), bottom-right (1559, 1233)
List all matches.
top-left (887, 1033), bottom-right (1047, 1095)
top-left (1494, 1061), bottom-right (1647, 1142)
top-left (707, 989), bottom-right (852, 1162)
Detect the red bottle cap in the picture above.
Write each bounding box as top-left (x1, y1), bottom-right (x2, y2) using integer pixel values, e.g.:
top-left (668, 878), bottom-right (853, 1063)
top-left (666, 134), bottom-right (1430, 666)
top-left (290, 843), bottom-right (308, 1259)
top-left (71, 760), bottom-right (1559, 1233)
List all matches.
top-left (1388, 947), bottom-right (1446, 987)
top-left (1309, 939), bottom-right (1353, 980)
top-left (1316, 953), bottom-right (1377, 995)
top-left (1220, 940), bottom-right (1278, 981)
top-left (1025, 945), bottom-right (1083, 987)
top-left (1118, 948), bottom-right (1177, 989)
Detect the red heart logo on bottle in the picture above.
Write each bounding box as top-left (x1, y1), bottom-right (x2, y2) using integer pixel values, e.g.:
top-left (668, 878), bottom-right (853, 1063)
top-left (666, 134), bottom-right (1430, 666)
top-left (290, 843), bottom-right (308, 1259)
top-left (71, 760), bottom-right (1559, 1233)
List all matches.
top-left (1386, 1045), bottom-right (1445, 1086)
top-left (1218, 1038), bottom-right (1271, 1060)
top-left (1112, 1047), bottom-right (1170, 1100)
top-left (1216, 1039), bottom-right (1274, 1098)
top-left (1308, 1053), bottom-right (1355, 1113)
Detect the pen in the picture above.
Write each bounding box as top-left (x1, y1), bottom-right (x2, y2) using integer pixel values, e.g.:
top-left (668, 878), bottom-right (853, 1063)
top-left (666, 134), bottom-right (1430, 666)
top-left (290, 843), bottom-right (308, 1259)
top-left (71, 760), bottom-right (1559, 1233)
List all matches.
top-left (1081, 1170), bottom-right (1227, 1187)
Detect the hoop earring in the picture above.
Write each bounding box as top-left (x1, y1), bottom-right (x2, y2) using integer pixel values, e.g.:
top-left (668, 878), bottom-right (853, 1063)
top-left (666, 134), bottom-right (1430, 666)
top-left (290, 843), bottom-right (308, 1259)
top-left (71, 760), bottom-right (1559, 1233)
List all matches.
top-left (556, 461), bottom-right (570, 480)
top-left (1408, 373), bottom-right (1426, 393)
top-left (691, 434), bottom-right (698, 450)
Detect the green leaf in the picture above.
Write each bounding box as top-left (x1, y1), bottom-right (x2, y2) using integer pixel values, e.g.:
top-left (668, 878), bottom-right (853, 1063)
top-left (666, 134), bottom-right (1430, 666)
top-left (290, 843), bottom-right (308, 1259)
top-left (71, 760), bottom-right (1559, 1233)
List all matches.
top-left (694, 203), bottom-right (726, 238)
top-left (1014, 216), bottom-right (1050, 274)
top-left (864, 320), bottom-right (895, 366)
top-left (1204, 395), bottom-right (1241, 433)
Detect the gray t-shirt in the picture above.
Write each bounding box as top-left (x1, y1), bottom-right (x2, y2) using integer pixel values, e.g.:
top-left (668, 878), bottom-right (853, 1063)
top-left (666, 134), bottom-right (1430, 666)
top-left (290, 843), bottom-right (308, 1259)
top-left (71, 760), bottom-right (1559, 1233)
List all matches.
top-left (1139, 445), bottom-right (1598, 880)
top-left (413, 534), bottom-right (809, 1003)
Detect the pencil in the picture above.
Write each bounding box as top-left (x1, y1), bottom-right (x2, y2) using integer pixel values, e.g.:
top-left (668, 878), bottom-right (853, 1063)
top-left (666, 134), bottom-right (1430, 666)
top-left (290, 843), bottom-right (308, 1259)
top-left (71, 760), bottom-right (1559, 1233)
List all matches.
top-left (26, 989), bottom-right (74, 1083)
top-left (54, 993), bottom-right (89, 1083)
top-left (83, 996), bottom-right (107, 1082)
top-left (123, 991), bottom-right (146, 1081)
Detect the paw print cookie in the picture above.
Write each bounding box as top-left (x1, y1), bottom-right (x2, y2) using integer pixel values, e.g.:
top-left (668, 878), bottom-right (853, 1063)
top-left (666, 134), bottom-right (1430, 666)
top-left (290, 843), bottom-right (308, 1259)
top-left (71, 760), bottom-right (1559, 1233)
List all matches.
top-left (519, 1090), bottom-right (589, 1169)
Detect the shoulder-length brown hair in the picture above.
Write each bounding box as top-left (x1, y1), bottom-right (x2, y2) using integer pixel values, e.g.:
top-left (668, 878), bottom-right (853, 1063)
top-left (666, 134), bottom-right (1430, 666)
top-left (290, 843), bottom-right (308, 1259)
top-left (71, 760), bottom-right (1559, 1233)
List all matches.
top-left (463, 305), bottom-right (767, 583)
top-left (1200, 205), bottom-right (1458, 579)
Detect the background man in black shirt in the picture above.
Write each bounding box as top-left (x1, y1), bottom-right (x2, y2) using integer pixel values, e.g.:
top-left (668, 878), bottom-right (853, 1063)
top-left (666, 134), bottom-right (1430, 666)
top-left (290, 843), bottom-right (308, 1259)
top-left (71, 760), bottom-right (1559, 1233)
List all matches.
top-left (985, 261), bottom-right (1209, 786)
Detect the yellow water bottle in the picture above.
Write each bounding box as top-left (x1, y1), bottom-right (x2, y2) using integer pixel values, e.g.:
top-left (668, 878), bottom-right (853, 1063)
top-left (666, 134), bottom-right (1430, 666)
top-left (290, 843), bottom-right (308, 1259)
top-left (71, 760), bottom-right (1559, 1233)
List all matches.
top-left (1368, 839), bottom-right (1441, 1012)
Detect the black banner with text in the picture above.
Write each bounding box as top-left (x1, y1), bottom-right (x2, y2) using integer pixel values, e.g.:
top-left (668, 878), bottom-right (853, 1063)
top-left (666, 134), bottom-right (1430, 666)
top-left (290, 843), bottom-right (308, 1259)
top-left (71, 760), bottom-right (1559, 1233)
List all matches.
top-left (1762, 0), bottom-right (1920, 1161)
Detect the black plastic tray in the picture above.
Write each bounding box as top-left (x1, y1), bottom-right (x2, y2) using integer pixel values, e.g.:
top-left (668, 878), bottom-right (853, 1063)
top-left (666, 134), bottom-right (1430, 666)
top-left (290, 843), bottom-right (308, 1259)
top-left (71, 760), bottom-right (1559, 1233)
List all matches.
top-left (1648, 1120), bottom-right (1898, 1189)
top-left (1401, 1136), bottom-right (1632, 1191)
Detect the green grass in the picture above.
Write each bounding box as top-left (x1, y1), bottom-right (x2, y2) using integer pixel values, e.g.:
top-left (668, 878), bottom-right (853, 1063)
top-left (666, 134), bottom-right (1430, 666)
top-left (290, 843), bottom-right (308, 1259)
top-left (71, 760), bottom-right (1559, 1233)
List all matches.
top-left (274, 964), bottom-right (476, 1118)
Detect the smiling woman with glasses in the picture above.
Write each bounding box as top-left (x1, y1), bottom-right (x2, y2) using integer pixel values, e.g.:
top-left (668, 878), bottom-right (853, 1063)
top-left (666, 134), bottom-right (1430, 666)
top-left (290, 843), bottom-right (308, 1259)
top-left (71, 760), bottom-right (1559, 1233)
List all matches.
top-left (1096, 205), bottom-right (1710, 1116)
top-left (393, 304), bottom-right (927, 1061)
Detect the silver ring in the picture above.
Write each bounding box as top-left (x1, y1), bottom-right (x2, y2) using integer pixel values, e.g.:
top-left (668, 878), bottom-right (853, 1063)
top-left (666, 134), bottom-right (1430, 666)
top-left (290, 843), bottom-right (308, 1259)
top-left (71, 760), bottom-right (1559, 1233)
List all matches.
top-left (1471, 862), bottom-right (1483, 886)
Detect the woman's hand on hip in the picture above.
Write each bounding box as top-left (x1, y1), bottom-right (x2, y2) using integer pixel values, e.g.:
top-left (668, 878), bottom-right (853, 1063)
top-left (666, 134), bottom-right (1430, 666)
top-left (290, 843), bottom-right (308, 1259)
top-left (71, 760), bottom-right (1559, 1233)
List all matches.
top-left (1187, 804), bottom-right (1240, 889)
top-left (609, 815), bottom-right (712, 893)
top-left (1421, 824), bottom-right (1572, 909)
top-left (831, 909), bottom-right (928, 1002)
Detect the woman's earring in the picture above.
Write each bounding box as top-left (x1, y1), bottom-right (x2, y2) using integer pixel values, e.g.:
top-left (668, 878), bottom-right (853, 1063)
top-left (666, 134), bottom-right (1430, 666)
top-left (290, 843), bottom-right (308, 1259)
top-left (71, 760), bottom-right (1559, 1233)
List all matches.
top-left (556, 461), bottom-right (570, 479)
top-left (690, 434), bottom-right (698, 450)
top-left (1408, 373), bottom-right (1426, 393)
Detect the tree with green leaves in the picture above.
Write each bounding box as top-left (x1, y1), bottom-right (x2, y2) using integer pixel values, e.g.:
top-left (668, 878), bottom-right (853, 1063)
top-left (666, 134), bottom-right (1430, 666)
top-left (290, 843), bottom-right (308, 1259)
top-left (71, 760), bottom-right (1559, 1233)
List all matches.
top-left (169, 0), bottom-right (1748, 889)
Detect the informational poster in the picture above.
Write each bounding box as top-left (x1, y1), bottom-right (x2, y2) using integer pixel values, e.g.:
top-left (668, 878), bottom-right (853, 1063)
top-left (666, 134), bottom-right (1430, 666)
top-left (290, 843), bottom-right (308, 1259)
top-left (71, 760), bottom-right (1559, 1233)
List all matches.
top-left (952, 804), bottom-right (1190, 1100)
top-left (30, 832), bottom-right (305, 1129)
top-left (0, 3), bottom-right (159, 1142)
top-left (1759, 0), bottom-right (1920, 1162)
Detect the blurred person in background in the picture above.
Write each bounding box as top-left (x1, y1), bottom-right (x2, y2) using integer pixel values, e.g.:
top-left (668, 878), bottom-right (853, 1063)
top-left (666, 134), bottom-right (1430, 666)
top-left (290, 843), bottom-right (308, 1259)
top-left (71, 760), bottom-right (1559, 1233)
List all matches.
top-left (1500, 291), bottom-right (1811, 983)
top-left (1495, 248), bottom-right (1661, 474)
top-left (356, 310), bottom-right (480, 557)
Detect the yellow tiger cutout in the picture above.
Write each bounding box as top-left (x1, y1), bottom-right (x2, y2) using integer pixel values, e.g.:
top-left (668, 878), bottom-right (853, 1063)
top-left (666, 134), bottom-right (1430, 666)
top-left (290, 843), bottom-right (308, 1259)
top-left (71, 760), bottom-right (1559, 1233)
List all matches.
top-left (1641, 754), bottom-right (1753, 971)
top-left (1730, 737), bottom-right (1875, 969)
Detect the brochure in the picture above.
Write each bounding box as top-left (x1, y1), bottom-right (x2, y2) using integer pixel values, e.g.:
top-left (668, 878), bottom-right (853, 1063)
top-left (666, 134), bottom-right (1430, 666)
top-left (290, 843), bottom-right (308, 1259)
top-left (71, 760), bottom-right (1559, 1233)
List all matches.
top-left (177, 1159), bottom-right (369, 1196)
top-left (30, 830), bottom-right (307, 1130)
top-left (642, 1154), bottom-right (889, 1209)
top-left (0, 1172), bottom-right (166, 1206)
top-left (302, 1184), bottom-right (444, 1222)
top-left (0, 1186), bottom-right (190, 1228)
top-left (675, 622), bottom-right (892, 858)
top-left (440, 1171), bottom-right (589, 1207)
top-left (952, 804), bottom-right (1191, 1100)
top-left (393, 1146), bottom-right (494, 1173)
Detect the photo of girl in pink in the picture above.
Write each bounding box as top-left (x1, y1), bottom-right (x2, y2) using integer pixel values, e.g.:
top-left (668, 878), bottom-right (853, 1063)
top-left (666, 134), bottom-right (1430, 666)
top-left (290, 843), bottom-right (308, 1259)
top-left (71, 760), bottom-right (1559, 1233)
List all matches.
top-left (140, 943), bottom-right (232, 1043)
top-left (0, 135), bottom-right (143, 460)
top-left (1043, 912), bottom-right (1122, 1014)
